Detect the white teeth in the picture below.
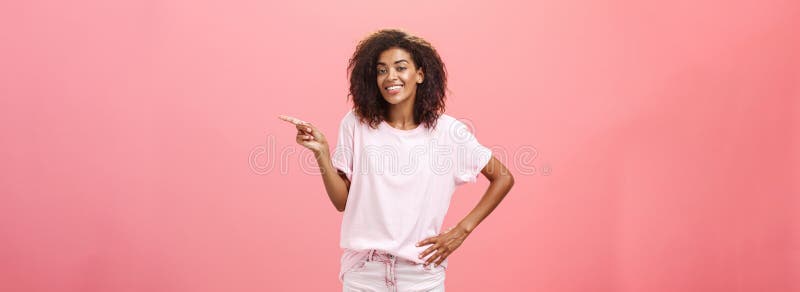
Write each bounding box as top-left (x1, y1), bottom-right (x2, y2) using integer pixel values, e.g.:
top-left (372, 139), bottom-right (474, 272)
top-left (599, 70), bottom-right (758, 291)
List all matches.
top-left (386, 85), bottom-right (402, 90)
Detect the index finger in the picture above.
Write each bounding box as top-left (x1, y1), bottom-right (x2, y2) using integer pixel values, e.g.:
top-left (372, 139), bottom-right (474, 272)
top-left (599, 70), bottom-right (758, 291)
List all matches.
top-left (278, 115), bottom-right (309, 126)
top-left (417, 237), bottom-right (434, 247)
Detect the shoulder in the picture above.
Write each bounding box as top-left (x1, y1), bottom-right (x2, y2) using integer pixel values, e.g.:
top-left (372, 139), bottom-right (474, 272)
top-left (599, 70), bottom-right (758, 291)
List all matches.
top-left (436, 113), bottom-right (455, 127)
top-left (342, 108), bottom-right (356, 120)
top-left (435, 113), bottom-right (469, 132)
top-left (339, 109), bottom-right (358, 127)
top-left (434, 113), bottom-right (482, 145)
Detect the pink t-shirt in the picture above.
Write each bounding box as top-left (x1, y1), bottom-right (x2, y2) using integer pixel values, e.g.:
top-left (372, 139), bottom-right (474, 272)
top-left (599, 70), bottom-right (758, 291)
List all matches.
top-left (331, 109), bottom-right (493, 281)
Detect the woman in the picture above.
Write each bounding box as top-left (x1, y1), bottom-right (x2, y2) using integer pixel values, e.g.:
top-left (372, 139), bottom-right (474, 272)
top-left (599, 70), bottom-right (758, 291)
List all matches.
top-left (279, 29), bottom-right (514, 291)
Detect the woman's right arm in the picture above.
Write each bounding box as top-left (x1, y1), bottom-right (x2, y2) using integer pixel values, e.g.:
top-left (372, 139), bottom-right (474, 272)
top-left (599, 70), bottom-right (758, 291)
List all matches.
top-left (315, 147), bottom-right (350, 212)
top-left (279, 115), bottom-right (350, 212)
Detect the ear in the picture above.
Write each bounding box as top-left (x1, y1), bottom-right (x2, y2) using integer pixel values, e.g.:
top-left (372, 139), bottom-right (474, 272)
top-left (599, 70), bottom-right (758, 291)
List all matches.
top-left (416, 67), bottom-right (424, 84)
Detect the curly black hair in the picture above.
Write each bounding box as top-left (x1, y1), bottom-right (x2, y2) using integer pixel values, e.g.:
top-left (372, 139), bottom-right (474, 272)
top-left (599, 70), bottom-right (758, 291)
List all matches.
top-left (347, 29), bottom-right (447, 130)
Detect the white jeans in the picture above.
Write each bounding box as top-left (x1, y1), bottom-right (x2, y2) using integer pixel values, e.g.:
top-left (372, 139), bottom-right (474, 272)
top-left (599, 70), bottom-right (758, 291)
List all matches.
top-left (342, 250), bottom-right (446, 292)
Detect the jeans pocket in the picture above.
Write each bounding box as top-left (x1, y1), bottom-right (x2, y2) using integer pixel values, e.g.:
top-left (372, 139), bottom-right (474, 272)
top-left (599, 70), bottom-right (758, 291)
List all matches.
top-left (416, 263), bottom-right (446, 275)
top-left (352, 260), bottom-right (368, 273)
top-left (349, 259), bottom-right (386, 274)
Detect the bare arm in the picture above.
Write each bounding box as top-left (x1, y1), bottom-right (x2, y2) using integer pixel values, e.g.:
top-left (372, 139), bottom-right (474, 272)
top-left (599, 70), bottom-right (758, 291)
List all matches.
top-left (456, 156), bottom-right (515, 233)
top-left (315, 147), bottom-right (351, 212)
top-left (417, 156), bottom-right (515, 266)
top-left (279, 115), bottom-right (351, 212)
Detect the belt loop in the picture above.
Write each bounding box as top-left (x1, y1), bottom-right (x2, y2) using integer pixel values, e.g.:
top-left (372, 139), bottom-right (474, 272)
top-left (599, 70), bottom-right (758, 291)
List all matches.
top-left (387, 254), bottom-right (397, 292)
top-left (368, 249), bottom-right (375, 262)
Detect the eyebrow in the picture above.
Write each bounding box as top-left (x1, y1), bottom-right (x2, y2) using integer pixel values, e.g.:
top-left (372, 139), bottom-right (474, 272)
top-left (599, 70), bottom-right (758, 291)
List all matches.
top-left (376, 59), bottom-right (409, 66)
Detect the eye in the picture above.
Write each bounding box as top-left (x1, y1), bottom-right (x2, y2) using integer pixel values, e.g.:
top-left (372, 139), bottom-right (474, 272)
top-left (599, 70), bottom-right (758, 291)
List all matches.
top-left (397, 67), bottom-right (407, 71)
top-left (377, 68), bottom-right (387, 74)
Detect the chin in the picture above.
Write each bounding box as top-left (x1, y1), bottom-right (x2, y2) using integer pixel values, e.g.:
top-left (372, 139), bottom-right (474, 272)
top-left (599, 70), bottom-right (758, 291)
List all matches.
top-left (383, 94), bottom-right (410, 105)
top-left (383, 98), bottom-right (401, 105)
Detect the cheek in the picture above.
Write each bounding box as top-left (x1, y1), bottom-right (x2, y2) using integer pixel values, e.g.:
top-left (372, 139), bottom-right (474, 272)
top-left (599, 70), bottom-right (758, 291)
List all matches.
top-left (408, 83), bottom-right (419, 93)
top-left (407, 73), bottom-right (419, 84)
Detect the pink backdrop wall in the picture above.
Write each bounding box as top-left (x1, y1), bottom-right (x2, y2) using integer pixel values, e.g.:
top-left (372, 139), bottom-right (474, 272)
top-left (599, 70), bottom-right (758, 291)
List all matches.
top-left (1, 0), bottom-right (798, 291)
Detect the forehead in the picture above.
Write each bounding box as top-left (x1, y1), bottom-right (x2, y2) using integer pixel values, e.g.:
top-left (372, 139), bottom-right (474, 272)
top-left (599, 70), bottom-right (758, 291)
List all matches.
top-left (377, 47), bottom-right (413, 64)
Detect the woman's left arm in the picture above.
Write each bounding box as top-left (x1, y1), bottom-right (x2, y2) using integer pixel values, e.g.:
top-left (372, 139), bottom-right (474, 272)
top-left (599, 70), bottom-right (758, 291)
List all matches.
top-left (417, 156), bottom-right (515, 267)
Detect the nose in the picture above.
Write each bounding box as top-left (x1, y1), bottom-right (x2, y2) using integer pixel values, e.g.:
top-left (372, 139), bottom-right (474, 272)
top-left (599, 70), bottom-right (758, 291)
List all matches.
top-left (387, 68), bottom-right (399, 80)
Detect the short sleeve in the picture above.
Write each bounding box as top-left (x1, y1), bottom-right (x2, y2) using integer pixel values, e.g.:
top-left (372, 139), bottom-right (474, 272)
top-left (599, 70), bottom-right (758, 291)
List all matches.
top-left (331, 111), bottom-right (355, 181)
top-left (451, 120), bottom-right (493, 185)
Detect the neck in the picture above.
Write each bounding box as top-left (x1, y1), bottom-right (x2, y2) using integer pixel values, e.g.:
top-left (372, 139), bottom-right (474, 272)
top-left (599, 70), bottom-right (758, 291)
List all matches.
top-left (386, 96), bottom-right (417, 129)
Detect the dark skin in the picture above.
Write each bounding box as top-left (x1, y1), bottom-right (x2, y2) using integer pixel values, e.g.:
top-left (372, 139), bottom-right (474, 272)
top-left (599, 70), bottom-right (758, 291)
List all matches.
top-left (279, 47), bottom-right (515, 268)
top-left (376, 47), bottom-right (515, 267)
top-left (416, 157), bottom-right (514, 267)
top-left (277, 115), bottom-right (350, 212)
top-left (279, 115), bottom-right (515, 267)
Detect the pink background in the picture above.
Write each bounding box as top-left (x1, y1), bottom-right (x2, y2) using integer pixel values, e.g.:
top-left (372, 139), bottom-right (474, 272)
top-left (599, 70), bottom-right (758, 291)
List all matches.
top-left (1, 0), bottom-right (798, 291)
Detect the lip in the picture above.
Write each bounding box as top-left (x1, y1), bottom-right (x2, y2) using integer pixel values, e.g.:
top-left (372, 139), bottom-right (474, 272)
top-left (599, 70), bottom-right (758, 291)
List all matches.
top-left (384, 84), bottom-right (403, 95)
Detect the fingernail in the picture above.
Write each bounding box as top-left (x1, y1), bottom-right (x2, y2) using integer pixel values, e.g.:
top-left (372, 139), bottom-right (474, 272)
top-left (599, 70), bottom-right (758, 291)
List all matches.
top-left (306, 127), bottom-right (311, 132)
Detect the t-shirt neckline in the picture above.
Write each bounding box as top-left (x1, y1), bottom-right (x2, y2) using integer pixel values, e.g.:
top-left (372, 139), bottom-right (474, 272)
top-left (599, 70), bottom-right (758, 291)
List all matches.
top-left (380, 120), bottom-right (425, 135)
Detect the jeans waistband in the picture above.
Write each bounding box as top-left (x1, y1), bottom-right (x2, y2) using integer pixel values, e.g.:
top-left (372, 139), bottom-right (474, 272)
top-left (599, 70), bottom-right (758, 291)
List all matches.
top-left (366, 250), bottom-right (415, 264)
top-left (365, 250), bottom-right (405, 291)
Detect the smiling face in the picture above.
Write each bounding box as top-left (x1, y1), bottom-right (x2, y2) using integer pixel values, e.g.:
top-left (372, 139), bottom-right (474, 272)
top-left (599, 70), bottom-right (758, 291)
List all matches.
top-left (376, 47), bottom-right (424, 106)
